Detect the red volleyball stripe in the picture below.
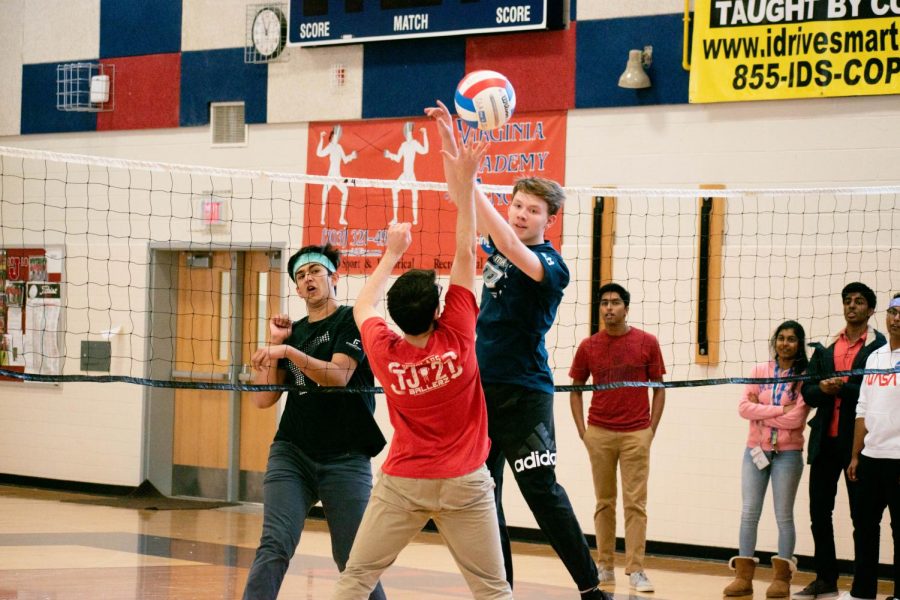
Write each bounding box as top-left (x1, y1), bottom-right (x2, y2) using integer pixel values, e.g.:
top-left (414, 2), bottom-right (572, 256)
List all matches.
top-left (462, 78), bottom-right (510, 98)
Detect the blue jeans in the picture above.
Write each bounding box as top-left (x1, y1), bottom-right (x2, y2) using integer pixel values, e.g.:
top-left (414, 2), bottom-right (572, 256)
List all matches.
top-left (739, 447), bottom-right (804, 558)
top-left (242, 441), bottom-right (386, 600)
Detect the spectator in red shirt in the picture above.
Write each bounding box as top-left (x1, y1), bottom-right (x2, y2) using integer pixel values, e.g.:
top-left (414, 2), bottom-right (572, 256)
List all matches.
top-left (329, 122), bottom-right (512, 600)
top-left (569, 283), bottom-right (666, 594)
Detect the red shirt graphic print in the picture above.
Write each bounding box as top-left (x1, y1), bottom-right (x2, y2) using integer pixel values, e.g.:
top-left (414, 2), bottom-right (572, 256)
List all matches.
top-left (387, 350), bottom-right (463, 396)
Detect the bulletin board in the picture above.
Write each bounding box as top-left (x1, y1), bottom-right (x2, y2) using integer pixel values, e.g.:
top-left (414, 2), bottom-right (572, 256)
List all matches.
top-left (0, 246), bottom-right (64, 382)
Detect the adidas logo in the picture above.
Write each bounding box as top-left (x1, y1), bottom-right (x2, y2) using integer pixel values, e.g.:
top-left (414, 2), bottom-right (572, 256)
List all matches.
top-left (513, 450), bottom-right (556, 472)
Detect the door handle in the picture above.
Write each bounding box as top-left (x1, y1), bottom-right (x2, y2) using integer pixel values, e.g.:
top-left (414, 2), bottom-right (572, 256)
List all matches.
top-left (237, 364), bottom-right (253, 383)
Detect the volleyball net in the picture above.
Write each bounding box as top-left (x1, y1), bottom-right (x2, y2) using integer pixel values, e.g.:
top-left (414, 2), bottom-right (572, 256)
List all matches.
top-left (0, 145), bottom-right (897, 391)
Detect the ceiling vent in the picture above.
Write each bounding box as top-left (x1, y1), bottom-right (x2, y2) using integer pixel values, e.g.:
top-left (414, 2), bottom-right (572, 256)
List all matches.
top-left (211, 102), bottom-right (247, 147)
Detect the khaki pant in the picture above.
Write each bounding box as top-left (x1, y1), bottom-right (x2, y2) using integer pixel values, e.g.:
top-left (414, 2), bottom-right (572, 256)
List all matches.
top-left (584, 425), bottom-right (652, 574)
top-left (330, 465), bottom-right (512, 600)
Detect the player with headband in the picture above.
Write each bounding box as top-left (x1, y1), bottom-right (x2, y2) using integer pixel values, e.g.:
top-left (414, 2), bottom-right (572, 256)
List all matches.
top-left (242, 244), bottom-right (387, 600)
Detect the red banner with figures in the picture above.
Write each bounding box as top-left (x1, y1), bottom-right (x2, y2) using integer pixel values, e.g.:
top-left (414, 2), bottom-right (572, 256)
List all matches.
top-left (303, 111), bottom-right (567, 274)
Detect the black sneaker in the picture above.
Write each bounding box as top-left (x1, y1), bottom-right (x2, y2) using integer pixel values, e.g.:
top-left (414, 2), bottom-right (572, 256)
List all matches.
top-left (793, 579), bottom-right (839, 599)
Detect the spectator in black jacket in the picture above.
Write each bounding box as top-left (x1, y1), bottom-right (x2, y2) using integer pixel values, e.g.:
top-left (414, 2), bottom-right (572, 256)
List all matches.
top-left (794, 282), bottom-right (886, 600)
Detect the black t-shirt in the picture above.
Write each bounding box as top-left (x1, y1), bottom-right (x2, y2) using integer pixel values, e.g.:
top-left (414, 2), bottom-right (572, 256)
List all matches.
top-left (275, 305), bottom-right (386, 460)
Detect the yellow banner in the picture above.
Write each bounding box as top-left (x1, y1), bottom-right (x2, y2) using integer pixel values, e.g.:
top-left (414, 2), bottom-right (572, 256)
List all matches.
top-left (690, 0), bottom-right (900, 102)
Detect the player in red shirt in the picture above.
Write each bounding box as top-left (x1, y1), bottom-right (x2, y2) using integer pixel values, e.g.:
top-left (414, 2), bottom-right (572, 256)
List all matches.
top-left (329, 121), bottom-right (511, 600)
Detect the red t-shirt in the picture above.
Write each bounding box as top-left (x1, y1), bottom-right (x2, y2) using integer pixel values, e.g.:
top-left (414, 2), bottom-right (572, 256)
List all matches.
top-left (361, 284), bottom-right (490, 478)
top-left (569, 327), bottom-right (666, 432)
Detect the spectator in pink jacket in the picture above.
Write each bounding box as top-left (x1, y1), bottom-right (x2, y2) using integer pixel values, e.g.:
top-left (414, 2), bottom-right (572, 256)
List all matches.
top-left (724, 320), bottom-right (810, 599)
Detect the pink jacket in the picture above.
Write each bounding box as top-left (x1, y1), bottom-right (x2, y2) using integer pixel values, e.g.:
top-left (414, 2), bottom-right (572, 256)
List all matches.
top-left (739, 361), bottom-right (809, 452)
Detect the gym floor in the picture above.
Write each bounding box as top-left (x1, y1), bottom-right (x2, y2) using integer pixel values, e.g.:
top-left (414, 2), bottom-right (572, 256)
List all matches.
top-left (0, 484), bottom-right (873, 599)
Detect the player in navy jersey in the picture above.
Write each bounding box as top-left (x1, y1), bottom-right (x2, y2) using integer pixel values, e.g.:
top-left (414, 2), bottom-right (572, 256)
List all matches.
top-left (427, 101), bottom-right (607, 600)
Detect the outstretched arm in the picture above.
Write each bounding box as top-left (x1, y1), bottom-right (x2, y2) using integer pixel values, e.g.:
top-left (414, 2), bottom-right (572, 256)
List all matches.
top-left (425, 101), bottom-right (484, 231)
top-left (442, 134), bottom-right (489, 292)
top-left (473, 185), bottom-right (547, 282)
top-left (426, 101), bottom-right (548, 282)
top-left (354, 223), bottom-right (412, 328)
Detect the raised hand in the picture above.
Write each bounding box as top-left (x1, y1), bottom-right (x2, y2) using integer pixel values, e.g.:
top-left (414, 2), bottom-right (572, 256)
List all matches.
top-left (386, 222), bottom-right (412, 256)
top-left (445, 136), bottom-right (489, 183)
top-left (269, 314), bottom-right (292, 344)
top-left (424, 100), bottom-right (458, 158)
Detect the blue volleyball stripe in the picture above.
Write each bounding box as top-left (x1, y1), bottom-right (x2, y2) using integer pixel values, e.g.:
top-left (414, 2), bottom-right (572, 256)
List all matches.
top-left (454, 90), bottom-right (476, 113)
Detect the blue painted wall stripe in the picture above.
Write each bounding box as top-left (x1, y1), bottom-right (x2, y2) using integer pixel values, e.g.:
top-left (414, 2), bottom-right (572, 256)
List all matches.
top-left (180, 49), bottom-right (268, 127)
top-left (100, 0), bottom-right (183, 59)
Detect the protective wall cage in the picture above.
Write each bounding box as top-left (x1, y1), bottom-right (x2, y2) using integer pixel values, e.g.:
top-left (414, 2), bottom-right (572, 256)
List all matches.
top-left (56, 62), bottom-right (115, 113)
top-left (244, 4), bottom-right (289, 64)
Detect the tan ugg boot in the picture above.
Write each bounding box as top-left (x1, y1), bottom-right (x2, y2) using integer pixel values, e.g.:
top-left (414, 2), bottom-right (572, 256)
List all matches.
top-left (765, 556), bottom-right (796, 598)
top-left (723, 556), bottom-right (757, 596)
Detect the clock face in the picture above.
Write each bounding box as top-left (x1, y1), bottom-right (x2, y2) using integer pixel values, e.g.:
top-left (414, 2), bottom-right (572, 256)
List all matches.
top-left (252, 8), bottom-right (285, 58)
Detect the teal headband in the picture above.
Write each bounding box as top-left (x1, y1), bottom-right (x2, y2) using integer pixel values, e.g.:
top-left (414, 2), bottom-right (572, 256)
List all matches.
top-left (292, 252), bottom-right (337, 280)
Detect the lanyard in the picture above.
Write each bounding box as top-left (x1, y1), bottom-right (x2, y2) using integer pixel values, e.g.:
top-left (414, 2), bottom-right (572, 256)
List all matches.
top-left (770, 364), bottom-right (793, 448)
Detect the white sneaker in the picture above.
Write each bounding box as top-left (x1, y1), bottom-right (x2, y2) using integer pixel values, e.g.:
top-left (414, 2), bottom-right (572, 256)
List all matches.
top-left (837, 593), bottom-right (874, 600)
top-left (598, 568), bottom-right (615, 587)
top-left (629, 571), bottom-right (655, 592)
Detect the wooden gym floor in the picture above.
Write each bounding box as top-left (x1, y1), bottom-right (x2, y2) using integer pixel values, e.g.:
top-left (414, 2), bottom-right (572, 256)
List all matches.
top-left (0, 484), bottom-right (876, 599)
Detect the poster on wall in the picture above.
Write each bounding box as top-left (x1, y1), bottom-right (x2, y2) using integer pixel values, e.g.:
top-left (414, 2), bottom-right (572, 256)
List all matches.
top-left (25, 282), bottom-right (62, 376)
top-left (689, 0), bottom-right (900, 103)
top-left (0, 247), bottom-right (63, 380)
top-left (303, 111), bottom-right (568, 274)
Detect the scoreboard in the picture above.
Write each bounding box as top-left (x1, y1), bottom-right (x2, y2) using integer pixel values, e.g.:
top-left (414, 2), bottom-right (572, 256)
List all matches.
top-left (288, 1), bottom-right (566, 47)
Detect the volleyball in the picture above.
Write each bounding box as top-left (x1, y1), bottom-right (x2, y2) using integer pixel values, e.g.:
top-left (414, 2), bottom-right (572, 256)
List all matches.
top-left (454, 70), bottom-right (516, 131)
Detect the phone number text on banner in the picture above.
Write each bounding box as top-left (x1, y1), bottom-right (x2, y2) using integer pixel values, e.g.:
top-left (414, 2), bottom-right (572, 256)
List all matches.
top-left (689, 0), bottom-right (900, 103)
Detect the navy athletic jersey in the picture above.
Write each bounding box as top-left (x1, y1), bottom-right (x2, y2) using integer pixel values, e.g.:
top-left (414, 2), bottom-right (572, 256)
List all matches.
top-left (476, 240), bottom-right (569, 394)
